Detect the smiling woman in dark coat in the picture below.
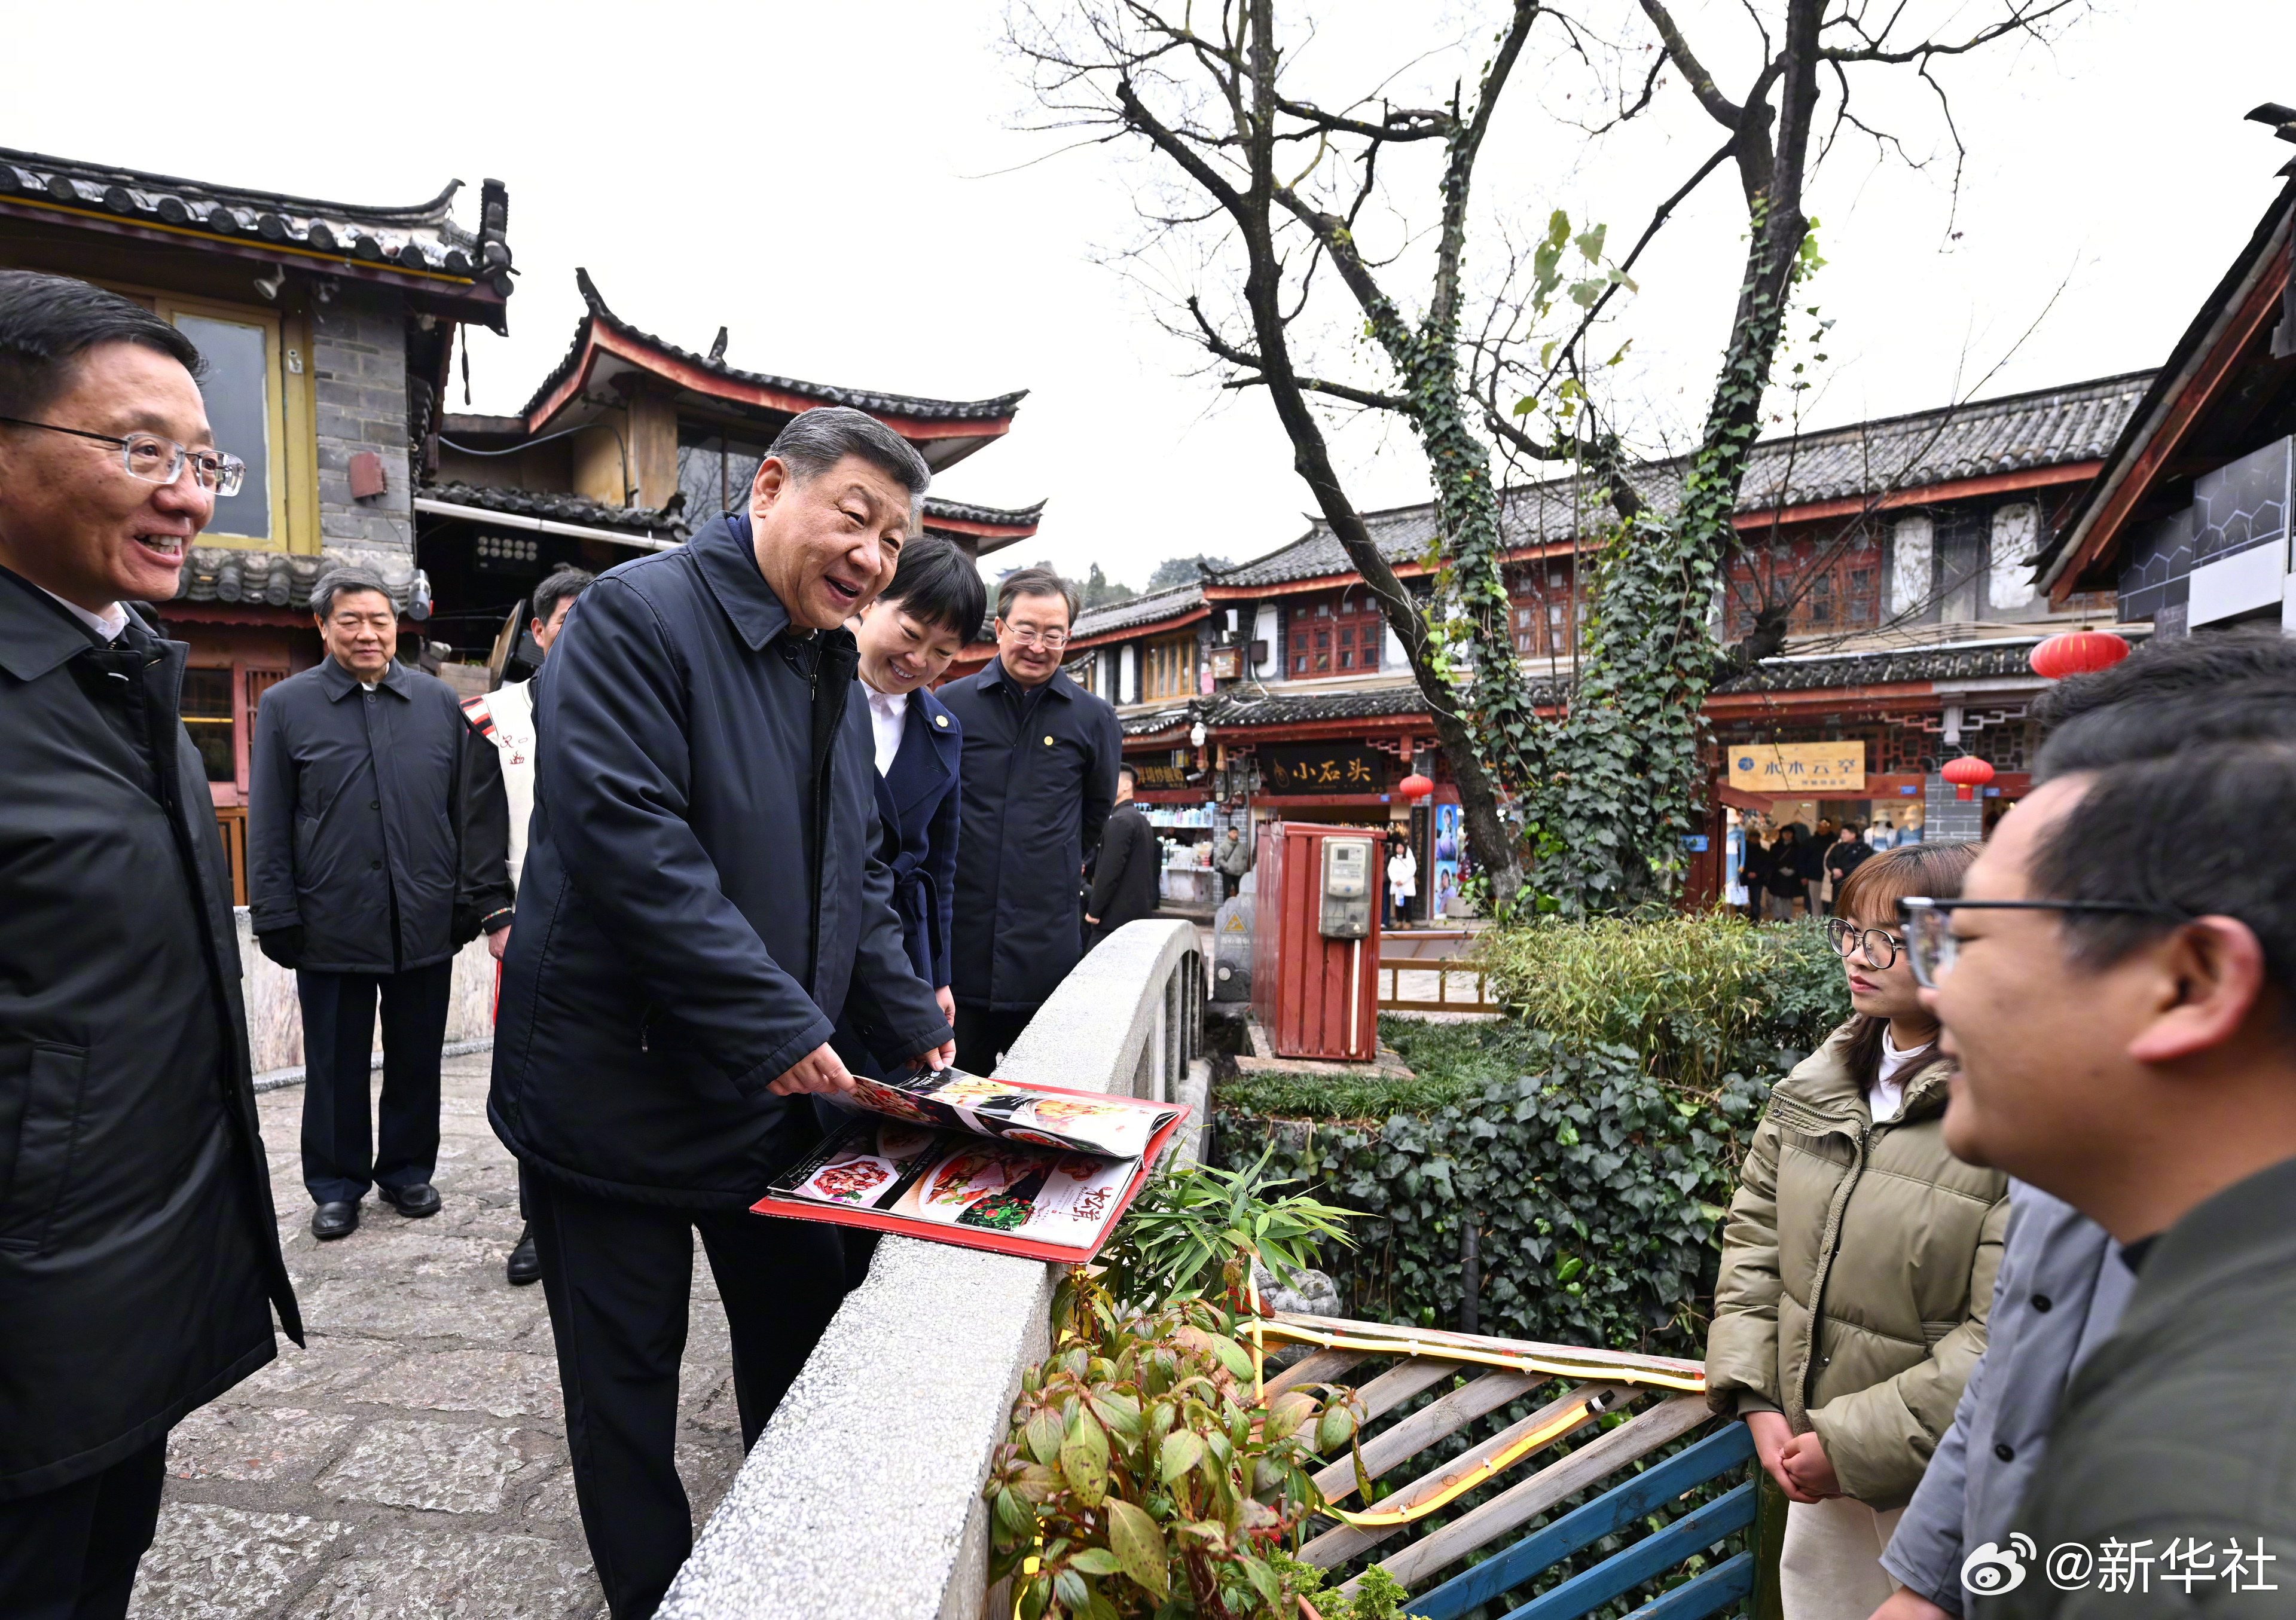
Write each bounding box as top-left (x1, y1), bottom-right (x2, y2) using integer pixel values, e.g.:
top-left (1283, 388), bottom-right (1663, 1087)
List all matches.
top-left (0, 272), bottom-right (300, 1619)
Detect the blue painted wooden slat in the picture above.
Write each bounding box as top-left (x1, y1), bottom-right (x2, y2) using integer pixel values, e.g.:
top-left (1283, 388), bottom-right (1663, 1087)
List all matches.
top-left (1497, 1483), bottom-right (1757, 1620)
top-left (1410, 1423), bottom-right (1754, 1620)
top-left (1622, 1551), bottom-right (1755, 1620)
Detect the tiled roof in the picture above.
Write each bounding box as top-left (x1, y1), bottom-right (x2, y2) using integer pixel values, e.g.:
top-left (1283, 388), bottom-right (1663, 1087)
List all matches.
top-left (1076, 583), bottom-right (1204, 640)
top-left (0, 146), bottom-right (512, 295)
top-left (1709, 638), bottom-right (2052, 694)
top-left (1216, 372), bottom-right (2154, 588)
top-left (172, 547), bottom-right (416, 613)
top-left (1121, 705), bottom-right (1195, 739)
top-left (923, 496), bottom-right (1046, 531)
top-left (521, 270), bottom-right (1028, 426)
top-left (419, 479), bottom-right (686, 537)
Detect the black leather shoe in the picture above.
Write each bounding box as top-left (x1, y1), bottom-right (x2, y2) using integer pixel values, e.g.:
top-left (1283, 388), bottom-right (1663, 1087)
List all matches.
top-left (378, 1182), bottom-right (441, 1218)
top-left (312, 1200), bottom-right (359, 1240)
top-left (505, 1227), bottom-right (541, 1286)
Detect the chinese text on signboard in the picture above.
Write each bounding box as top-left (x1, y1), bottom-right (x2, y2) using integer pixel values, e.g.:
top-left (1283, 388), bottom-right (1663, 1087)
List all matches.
top-left (1262, 744), bottom-right (1386, 794)
top-left (1729, 741), bottom-right (1867, 794)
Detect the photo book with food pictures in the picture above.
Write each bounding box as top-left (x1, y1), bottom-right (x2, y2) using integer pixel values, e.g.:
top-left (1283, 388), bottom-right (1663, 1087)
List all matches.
top-left (750, 1068), bottom-right (1190, 1262)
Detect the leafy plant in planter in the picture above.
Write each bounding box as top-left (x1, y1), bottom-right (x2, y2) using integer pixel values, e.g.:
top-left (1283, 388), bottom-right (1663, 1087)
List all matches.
top-left (1097, 1148), bottom-right (1356, 1310)
top-left (985, 1261), bottom-right (1375, 1619)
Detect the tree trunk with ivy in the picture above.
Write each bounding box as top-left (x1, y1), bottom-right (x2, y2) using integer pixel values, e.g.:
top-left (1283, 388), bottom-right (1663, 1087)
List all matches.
top-left (1016, 0), bottom-right (2075, 918)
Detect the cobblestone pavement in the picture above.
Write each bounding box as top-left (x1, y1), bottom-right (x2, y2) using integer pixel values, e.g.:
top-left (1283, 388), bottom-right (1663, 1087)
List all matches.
top-left (131, 1050), bottom-right (746, 1619)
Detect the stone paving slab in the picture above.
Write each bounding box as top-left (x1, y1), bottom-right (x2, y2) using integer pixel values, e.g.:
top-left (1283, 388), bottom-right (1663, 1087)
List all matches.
top-left (130, 1050), bottom-right (744, 1618)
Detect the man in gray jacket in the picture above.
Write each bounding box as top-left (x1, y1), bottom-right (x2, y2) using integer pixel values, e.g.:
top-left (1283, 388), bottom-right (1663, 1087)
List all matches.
top-left (1874, 630), bottom-right (2296, 1618)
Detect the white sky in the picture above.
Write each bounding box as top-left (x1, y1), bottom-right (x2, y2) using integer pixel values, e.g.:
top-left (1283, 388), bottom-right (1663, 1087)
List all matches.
top-left (10, 1), bottom-right (2294, 586)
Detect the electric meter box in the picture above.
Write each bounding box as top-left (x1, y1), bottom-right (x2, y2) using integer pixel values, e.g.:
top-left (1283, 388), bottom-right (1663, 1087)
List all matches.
top-left (1317, 836), bottom-right (1374, 939)
top-left (1251, 822), bottom-right (1382, 1062)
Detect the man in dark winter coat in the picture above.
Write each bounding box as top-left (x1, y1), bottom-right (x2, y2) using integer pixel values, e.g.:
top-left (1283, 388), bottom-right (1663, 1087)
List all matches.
top-left (1086, 765), bottom-right (1161, 945)
top-left (938, 567), bottom-right (1121, 1071)
top-left (490, 406), bottom-right (952, 1619)
top-left (0, 271), bottom-right (301, 1619)
top-left (249, 567), bottom-right (513, 1240)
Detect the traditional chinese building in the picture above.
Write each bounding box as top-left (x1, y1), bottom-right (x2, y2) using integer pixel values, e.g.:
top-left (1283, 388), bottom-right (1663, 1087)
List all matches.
top-left (414, 270), bottom-right (1043, 659)
top-left (0, 142), bottom-right (517, 895)
top-left (997, 371), bottom-right (2152, 916)
top-left (2035, 113), bottom-right (2296, 634)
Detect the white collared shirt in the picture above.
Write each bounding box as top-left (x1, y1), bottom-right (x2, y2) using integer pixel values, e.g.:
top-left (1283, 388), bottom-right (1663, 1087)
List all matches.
top-left (39, 587), bottom-right (129, 643)
top-left (863, 682), bottom-right (908, 778)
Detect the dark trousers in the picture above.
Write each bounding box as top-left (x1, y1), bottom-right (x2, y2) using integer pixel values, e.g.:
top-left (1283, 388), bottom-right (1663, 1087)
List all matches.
top-left (0, 1436), bottom-right (166, 1620)
top-left (527, 1173), bottom-right (847, 1619)
top-left (952, 1002), bottom-right (1036, 1076)
top-left (297, 961), bottom-right (453, 1205)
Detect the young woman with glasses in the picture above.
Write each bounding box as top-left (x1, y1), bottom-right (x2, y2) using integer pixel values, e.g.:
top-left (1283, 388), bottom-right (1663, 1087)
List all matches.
top-left (1705, 841), bottom-right (2008, 1620)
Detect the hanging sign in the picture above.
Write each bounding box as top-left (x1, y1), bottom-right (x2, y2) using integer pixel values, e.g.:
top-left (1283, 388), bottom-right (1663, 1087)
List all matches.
top-left (1262, 744), bottom-right (1387, 793)
top-left (1130, 762), bottom-right (1189, 790)
top-left (1729, 741), bottom-right (1867, 794)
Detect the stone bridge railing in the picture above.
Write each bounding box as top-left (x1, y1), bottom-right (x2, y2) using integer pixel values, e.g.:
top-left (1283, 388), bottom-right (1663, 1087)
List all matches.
top-left (656, 919), bottom-right (1207, 1620)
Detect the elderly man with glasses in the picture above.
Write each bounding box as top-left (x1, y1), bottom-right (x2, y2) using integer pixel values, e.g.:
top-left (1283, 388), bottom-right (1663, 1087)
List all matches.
top-left (936, 567), bottom-right (1122, 1072)
top-left (0, 271), bottom-right (301, 1618)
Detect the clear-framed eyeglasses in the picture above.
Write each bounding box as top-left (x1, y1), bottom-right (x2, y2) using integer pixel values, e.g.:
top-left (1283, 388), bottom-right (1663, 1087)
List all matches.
top-left (1002, 624), bottom-right (1070, 650)
top-left (1822, 917), bottom-right (1903, 969)
top-left (1895, 895), bottom-right (2185, 991)
top-left (0, 416), bottom-right (246, 496)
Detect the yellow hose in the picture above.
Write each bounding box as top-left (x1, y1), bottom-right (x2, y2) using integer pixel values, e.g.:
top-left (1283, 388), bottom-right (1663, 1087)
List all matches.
top-left (1313, 1395), bottom-right (1600, 1527)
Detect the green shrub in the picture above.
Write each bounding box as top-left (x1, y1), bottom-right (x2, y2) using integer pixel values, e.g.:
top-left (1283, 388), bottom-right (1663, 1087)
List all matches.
top-left (1474, 913), bottom-right (1848, 1090)
top-left (1210, 914), bottom-right (1851, 1358)
top-left (1217, 1039), bottom-right (1766, 1358)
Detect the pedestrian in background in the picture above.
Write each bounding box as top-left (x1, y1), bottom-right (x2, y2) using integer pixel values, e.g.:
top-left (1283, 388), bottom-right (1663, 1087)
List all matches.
top-left (1216, 824), bottom-right (1252, 901)
top-left (460, 563), bottom-right (593, 1286)
top-left (938, 567), bottom-right (1121, 1073)
top-left (489, 407), bottom-right (951, 1618)
top-left (0, 271), bottom-right (300, 1618)
top-left (1741, 827), bottom-right (1772, 922)
top-left (1086, 765), bottom-right (1161, 946)
top-left (1385, 830), bottom-right (1416, 927)
top-left (1706, 841), bottom-right (2005, 1620)
top-left (249, 567), bottom-right (513, 1241)
top-left (1795, 821), bottom-right (1828, 917)
top-left (1824, 824), bottom-right (1873, 915)
top-left (1767, 826), bottom-right (1802, 920)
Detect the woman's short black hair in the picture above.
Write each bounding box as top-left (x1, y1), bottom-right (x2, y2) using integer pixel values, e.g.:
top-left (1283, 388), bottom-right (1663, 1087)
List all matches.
top-left (0, 270), bottom-right (204, 420)
top-left (880, 536), bottom-right (987, 641)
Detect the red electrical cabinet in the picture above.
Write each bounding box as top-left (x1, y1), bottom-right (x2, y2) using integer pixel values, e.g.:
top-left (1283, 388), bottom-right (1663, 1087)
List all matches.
top-left (1252, 821), bottom-right (1382, 1062)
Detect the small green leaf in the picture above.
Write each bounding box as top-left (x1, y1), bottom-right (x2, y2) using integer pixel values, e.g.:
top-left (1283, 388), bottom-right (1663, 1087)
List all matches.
top-left (1160, 1428), bottom-right (1205, 1483)
top-left (1315, 1401), bottom-right (1358, 1454)
top-left (1067, 1548), bottom-right (1123, 1576)
top-left (1060, 1411), bottom-right (1110, 1508)
top-left (1106, 1499), bottom-right (1171, 1600)
top-left (1024, 1407), bottom-right (1064, 1467)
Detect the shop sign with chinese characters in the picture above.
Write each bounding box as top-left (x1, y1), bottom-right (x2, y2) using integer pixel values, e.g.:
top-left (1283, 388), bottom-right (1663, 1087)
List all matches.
top-left (1131, 762), bottom-right (1189, 790)
top-left (1262, 744), bottom-right (1386, 794)
top-left (1729, 741), bottom-right (1867, 795)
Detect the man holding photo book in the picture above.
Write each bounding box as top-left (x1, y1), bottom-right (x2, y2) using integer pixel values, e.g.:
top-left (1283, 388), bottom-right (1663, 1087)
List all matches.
top-left (489, 408), bottom-right (953, 1620)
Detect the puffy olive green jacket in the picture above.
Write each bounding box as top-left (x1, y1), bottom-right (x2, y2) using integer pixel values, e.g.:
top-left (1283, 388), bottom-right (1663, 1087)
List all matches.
top-left (1703, 1020), bottom-right (2010, 1509)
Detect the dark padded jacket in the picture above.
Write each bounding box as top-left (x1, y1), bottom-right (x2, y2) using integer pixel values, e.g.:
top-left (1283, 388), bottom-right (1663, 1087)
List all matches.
top-left (0, 569), bottom-right (300, 1500)
top-left (247, 656), bottom-right (511, 973)
top-left (488, 515), bottom-right (949, 1206)
top-left (938, 658), bottom-right (1120, 1010)
top-left (1088, 802), bottom-right (1162, 937)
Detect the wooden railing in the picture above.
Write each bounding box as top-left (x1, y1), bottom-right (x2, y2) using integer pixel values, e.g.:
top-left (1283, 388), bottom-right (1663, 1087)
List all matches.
top-left (1259, 1313), bottom-right (1772, 1620)
top-left (214, 805), bottom-right (249, 907)
top-left (1376, 928), bottom-right (1498, 1014)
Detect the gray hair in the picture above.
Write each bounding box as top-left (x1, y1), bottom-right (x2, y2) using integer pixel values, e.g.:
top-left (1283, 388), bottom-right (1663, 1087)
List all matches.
top-left (767, 406), bottom-right (931, 505)
top-left (310, 566), bottom-right (395, 621)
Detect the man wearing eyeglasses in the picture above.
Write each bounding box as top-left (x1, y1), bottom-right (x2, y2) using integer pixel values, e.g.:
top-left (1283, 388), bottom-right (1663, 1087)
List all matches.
top-left (0, 271), bottom-right (300, 1618)
top-left (1900, 635), bottom-right (2296, 1618)
top-left (936, 567), bottom-right (1122, 1072)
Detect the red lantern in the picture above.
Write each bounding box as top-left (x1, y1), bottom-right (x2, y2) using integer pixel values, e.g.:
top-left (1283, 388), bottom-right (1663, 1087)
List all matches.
top-left (2029, 630), bottom-right (2131, 681)
top-left (1399, 772), bottom-right (1435, 802)
top-left (1940, 756), bottom-right (1995, 801)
